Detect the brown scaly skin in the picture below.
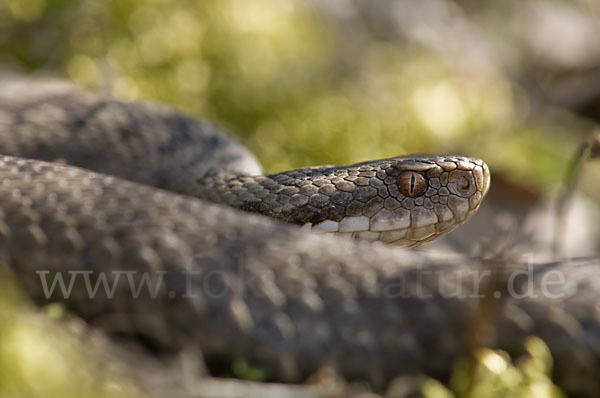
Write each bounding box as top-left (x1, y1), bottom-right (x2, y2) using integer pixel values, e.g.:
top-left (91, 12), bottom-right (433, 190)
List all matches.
top-left (0, 80), bottom-right (598, 396)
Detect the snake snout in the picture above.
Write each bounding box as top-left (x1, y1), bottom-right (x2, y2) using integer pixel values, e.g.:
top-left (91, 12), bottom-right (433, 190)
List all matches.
top-left (481, 161), bottom-right (491, 196)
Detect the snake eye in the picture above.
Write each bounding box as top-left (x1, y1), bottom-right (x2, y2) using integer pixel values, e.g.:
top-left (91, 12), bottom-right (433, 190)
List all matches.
top-left (397, 171), bottom-right (427, 197)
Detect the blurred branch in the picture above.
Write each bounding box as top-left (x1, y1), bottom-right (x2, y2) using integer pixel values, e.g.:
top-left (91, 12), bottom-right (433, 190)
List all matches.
top-left (554, 129), bottom-right (600, 256)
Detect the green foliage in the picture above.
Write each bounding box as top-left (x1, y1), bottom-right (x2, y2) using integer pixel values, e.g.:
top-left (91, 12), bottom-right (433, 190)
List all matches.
top-left (0, 271), bottom-right (144, 398)
top-left (428, 337), bottom-right (564, 398)
top-left (231, 358), bottom-right (272, 382)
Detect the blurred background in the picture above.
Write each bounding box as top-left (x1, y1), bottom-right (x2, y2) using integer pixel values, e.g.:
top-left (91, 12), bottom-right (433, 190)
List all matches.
top-left (1, 0), bottom-right (600, 395)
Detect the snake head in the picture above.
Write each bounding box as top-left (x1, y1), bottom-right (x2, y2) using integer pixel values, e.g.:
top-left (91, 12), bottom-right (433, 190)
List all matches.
top-left (337, 154), bottom-right (491, 246)
top-left (285, 154), bottom-right (489, 246)
top-left (215, 154), bottom-right (490, 247)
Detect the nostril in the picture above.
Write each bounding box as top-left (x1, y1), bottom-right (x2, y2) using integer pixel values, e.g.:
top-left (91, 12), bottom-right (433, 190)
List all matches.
top-left (447, 170), bottom-right (477, 197)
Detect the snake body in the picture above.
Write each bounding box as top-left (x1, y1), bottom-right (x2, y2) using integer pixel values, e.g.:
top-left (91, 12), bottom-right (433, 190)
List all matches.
top-left (1, 80), bottom-right (599, 395)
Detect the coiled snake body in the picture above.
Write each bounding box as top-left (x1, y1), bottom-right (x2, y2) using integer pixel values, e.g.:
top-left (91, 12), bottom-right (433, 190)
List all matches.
top-left (1, 80), bottom-right (599, 395)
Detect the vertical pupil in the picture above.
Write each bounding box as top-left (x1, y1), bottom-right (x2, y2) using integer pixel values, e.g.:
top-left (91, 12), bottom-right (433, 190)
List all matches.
top-left (397, 171), bottom-right (427, 197)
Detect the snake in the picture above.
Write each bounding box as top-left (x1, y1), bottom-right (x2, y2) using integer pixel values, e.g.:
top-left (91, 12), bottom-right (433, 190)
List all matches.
top-left (1, 79), bottom-right (599, 395)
